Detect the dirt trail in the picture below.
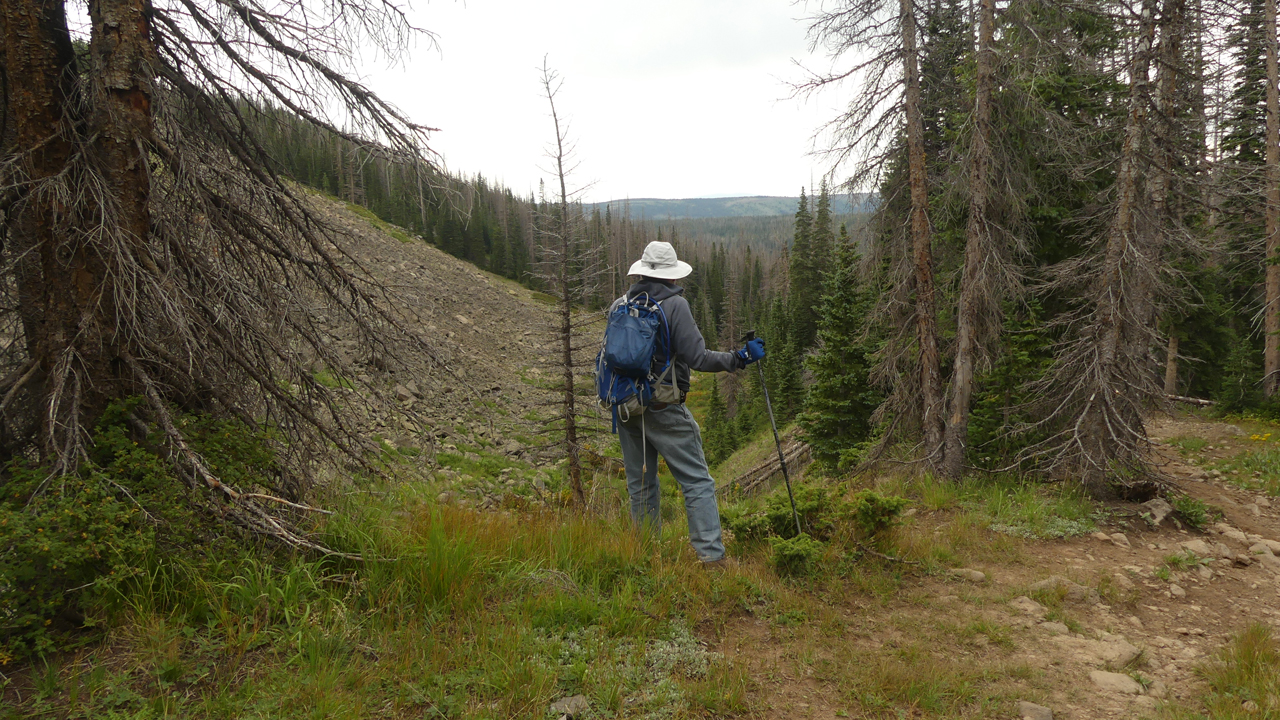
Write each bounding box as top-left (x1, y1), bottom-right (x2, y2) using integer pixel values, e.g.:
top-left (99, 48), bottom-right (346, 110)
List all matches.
top-left (714, 415), bottom-right (1280, 719)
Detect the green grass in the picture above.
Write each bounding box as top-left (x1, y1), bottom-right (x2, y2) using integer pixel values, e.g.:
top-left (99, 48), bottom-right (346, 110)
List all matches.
top-left (1208, 445), bottom-right (1280, 497)
top-left (879, 473), bottom-right (1099, 541)
top-left (1168, 435), bottom-right (1209, 454)
top-left (312, 369), bottom-right (354, 389)
top-left (1159, 624), bottom-right (1280, 719)
top-left (344, 202), bottom-right (415, 243)
top-left (4, 488), bottom-right (754, 719)
top-left (4, 467), bottom-right (1054, 720)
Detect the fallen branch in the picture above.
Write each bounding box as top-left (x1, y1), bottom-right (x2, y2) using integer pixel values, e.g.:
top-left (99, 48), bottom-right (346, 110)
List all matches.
top-left (1167, 394), bottom-right (1215, 406)
top-left (854, 541), bottom-right (921, 565)
top-left (125, 352), bottom-right (362, 560)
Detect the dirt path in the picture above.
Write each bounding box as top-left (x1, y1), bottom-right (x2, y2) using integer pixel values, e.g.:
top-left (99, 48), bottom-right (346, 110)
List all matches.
top-left (713, 415), bottom-right (1280, 719)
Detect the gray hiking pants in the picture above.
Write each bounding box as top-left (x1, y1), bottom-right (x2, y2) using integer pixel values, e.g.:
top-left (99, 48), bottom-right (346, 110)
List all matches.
top-left (617, 403), bottom-right (726, 562)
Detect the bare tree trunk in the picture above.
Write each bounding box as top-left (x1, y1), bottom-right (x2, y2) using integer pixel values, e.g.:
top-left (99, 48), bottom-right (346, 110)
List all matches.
top-left (2, 0), bottom-right (80, 458)
top-left (901, 0), bottom-right (945, 466)
top-left (1164, 334), bottom-right (1179, 395)
top-left (1152, 0), bottom-right (1185, 220)
top-left (541, 64), bottom-right (586, 508)
top-left (1265, 0), bottom-right (1280, 396)
top-left (941, 0), bottom-right (995, 481)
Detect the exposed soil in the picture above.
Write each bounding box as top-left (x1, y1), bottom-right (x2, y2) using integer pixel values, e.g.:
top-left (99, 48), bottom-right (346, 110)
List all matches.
top-left (712, 416), bottom-right (1280, 719)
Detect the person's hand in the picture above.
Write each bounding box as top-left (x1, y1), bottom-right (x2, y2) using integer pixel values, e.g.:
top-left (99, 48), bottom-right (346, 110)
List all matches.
top-left (736, 337), bottom-right (766, 367)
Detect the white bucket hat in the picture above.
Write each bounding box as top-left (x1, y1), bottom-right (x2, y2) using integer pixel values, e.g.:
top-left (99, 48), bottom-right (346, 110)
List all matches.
top-left (627, 241), bottom-right (693, 280)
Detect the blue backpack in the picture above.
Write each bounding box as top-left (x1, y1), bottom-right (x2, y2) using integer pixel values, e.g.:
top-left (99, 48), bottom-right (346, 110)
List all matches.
top-left (595, 292), bottom-right (675, 430)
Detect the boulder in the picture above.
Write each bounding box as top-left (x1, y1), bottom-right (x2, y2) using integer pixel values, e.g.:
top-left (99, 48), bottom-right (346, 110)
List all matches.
top-left (1213, 523), bottom-right (1250, 544)
top-left (1141, 498), bottom-right (1175, 526)
top-left (1179, 539), bottom-right (1214, 557)
top-left (1096, 636), bottom-right (1143, 667)
top-left (1090, 670), bottom-right (1144, 695)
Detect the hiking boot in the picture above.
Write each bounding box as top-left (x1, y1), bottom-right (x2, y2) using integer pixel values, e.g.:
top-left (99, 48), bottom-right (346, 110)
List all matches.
top-left (702, 557), bottom-right (739, 571)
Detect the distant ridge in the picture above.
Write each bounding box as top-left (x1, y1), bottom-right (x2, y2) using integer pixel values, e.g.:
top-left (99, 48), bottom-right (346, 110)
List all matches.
top-left (588, 194), bottom-right (875, 220)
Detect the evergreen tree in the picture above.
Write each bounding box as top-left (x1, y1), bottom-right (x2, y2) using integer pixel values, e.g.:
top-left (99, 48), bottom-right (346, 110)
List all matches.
top-left (799, 227), bottom-right (880, 468)
top-left (703, 377), bottom-right (737, 466)
top-left (787, 189), bottom-right (823, 350)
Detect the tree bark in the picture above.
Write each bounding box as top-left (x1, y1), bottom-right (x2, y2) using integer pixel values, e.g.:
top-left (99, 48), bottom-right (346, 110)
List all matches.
top-left (941, 0), bottom-right (995, 481)
top-left (1265, 0), bottom-right (1280, 396)
top-left (901, 0), bottom-right (944, 466)
top-left (1164, 334), bottom-right (1179, 396)
top-left (3, 0), bottom-right (82, 458)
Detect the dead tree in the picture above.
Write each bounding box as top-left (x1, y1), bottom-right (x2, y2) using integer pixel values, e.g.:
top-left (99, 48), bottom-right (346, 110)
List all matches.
top-left (1266, 0), bottom-right (1280, 396)
top-left (940, 0), bottom-right (998, 481)
top-left (1021, 0), bottom-right (1172, 490)
top-left (798, 0), bottom-right (944, 467)
top-left (531, 61), bottom-right (607, 508)
top-left (0, 0), bottom-right (443, 550)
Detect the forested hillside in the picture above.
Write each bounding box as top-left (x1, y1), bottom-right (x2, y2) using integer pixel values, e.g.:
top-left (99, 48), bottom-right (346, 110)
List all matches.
top-left (587, 193), bottom-right (874, 218)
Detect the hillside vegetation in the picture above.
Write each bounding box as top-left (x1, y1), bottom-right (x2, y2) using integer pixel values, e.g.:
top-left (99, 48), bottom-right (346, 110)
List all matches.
top-left (5, 207), bottom-right (1280, 720)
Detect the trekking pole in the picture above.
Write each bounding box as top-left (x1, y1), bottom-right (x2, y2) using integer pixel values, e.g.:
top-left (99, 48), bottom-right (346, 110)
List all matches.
top-left (742, 331), bottom-right (802, 537)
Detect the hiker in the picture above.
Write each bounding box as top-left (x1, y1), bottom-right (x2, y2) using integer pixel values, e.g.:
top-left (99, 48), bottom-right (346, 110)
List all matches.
top-left (610, 241), bottom-right (765, 565)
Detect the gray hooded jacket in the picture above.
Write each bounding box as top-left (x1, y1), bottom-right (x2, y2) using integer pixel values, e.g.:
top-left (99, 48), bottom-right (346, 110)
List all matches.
top-left (608, 278), bottom-right (742, 393)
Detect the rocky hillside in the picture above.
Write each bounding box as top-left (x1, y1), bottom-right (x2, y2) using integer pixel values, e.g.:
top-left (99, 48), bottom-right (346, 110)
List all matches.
top-left (313, 196), bottom-right (561, 462)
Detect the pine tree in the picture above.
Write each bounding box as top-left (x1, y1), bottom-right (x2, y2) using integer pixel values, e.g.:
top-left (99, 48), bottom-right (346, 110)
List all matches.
top-left (787, 189), bottom-right (822, 350)
top-left (703, 377), bottom-right (736, 466)
top-left (799, 227), bottom-right (879, 468)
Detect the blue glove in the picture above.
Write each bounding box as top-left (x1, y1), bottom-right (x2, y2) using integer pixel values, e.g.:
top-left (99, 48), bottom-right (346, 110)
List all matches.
top-left (736, 338), bottom-right (766, 367)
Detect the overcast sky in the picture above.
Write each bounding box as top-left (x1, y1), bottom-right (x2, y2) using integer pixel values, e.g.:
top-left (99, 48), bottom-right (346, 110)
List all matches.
top-left (364, 0), bottom-right (840, 202)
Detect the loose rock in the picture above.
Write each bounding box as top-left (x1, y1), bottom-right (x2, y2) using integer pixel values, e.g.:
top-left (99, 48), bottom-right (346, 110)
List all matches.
top-left (1141, 498), bottom-right (1175, 526)
top-left (1040, 621), bottom-right (1070, 635)
top-left (1179, 539), bottom-right (1213, 557)
top-left (1170, 584), bottom-right (1186, 598)
top-left (1018, 700), bottom-right (1054, 720)
top-left (1029, 576), bottom-right (1100, 604)
top-left (1089, 670), bottom-right (1144, 695)
top-left (1010, 596), bottom-right (1048, 618)
top-left (549, 695), bottom-right (589, 718)
top-left (1110, 533), bottom-right (1132, 549)
top-left (949, 568), bottom-right (986, 583)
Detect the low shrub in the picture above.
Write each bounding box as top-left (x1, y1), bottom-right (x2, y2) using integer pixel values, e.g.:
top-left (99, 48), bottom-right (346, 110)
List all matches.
top-left (1170, 493), bottom-right (1213, 529)
top-left (0, 398), bottom-right (276, 661)
top-left (848, 489), bottom-right (909, 537)
top-left (769, 533), bottom-right (824, 577)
